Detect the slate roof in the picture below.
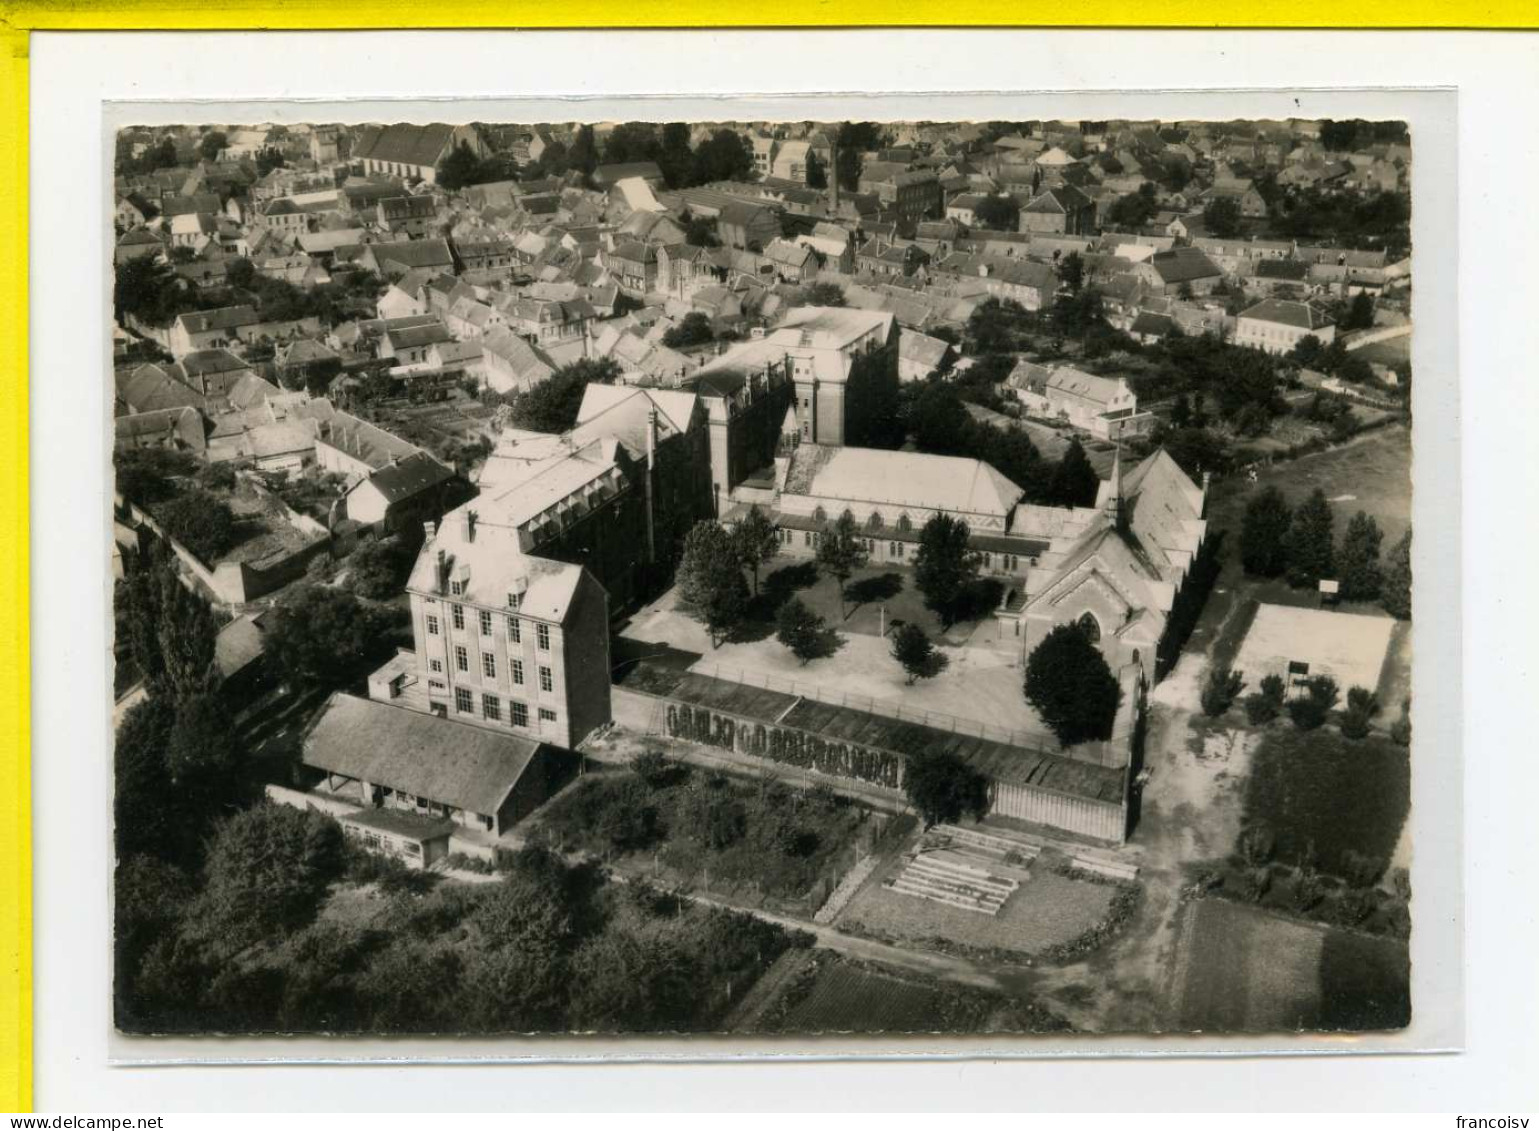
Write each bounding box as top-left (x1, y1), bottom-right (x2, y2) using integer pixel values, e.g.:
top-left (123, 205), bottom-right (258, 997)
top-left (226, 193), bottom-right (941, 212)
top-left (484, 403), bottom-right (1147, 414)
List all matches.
top-left (358, 451), bottom-right (456, 504)
top-left (354, 123), bottom-right (458, 170)
top-left (303, 693), bottom-right (543, 815)
top-left (1238, 298), bottom-right (1333, 330)
top-left (784, 443), bottom-right (1024, 520)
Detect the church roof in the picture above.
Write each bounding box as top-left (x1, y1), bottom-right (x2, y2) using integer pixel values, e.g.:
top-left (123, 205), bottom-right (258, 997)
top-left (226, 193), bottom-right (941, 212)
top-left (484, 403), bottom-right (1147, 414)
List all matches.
top-left (784, 444), bottom-right (1023, 520)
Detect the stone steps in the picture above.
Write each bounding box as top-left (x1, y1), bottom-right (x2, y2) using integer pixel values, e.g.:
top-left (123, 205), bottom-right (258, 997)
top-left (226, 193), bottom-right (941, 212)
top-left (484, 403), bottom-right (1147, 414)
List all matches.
top-left (909, 854), bottom-right (1020, 896)
top-left (884, 850), bottom-right (1021, 917)
top-left (887, 876), bottom-right (1000, 915)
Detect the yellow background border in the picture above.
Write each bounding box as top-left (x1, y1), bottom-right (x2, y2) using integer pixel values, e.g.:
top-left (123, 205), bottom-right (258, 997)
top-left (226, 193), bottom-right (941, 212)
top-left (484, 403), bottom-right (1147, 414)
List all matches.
top-left (0, 4), bottom-right (1530, 1115)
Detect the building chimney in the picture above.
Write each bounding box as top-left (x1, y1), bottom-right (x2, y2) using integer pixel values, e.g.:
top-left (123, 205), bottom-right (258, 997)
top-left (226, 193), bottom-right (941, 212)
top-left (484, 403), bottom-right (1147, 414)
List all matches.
top-left (423, 520), bottom-right (436, 542)
top-left (463, 509), bottom-right (478, 543)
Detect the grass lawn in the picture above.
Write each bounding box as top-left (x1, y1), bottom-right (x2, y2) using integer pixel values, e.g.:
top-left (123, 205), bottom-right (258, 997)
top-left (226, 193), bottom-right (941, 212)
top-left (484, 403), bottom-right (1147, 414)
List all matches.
top-left (838, 852), bottom-right (1117, 960)
top-left (1242, 724), bottom-right (1410, 879)
top-left (1174, 897), bottom-right (1325, 1032)
top-left (754, 951), bottom-right (1069, 1034)
top-left (1318, 927), bottom-right (1412, 1031)
top-left (1174, 898), bottom-right (1410, 1033)
top-left (1208, 425), bottom-right (1412, 552)
top-left (527, 759), bottom-right (871, 916)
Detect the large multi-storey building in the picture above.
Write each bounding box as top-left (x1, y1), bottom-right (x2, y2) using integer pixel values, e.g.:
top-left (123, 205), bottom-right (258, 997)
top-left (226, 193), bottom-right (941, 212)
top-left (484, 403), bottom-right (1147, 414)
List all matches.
top-left (385, 507), bottom-right (614, 752)
top-left (692, 307), bottom-right (897, 449)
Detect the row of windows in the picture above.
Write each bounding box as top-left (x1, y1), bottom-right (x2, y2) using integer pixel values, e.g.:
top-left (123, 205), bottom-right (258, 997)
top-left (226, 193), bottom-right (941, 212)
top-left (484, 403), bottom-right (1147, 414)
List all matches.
top-left (448, 646), bottom-right (552, 691)
top-left (453, 687), bottom-right (558, 729)
top-left (427, 607), bottom-right (550, 650)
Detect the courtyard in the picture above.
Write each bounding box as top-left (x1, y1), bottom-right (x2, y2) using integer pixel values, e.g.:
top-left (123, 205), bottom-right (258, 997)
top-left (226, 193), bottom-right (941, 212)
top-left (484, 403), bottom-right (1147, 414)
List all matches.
top-left (623, 562), bottom-right (1053, 743)
top-left (1231, 603), bottom-right (1396, 697)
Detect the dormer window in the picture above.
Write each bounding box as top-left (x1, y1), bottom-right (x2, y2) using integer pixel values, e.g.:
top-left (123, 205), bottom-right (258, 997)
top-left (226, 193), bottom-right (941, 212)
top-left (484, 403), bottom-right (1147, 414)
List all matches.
top-left (449, 580), bottom-right (465, 596)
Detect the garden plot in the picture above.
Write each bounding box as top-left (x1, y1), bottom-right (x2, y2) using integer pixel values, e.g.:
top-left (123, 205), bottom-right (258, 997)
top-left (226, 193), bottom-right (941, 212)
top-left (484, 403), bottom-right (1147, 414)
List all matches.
top-left (839, 843), bottom-right (1115, 958)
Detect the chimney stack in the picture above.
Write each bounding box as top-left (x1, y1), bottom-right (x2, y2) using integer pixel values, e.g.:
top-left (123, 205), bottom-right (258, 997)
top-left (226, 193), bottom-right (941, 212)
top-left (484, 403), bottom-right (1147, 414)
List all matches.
top-left (463, 509), bottom-right (478, 543)
top-left (423, 520), bottom-right (436, 542)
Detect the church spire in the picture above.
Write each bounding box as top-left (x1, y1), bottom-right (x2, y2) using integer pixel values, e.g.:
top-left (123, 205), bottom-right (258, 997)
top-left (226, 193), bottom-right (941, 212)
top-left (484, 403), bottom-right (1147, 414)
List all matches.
top-left (1104, 440), bottom-right (1123, 526)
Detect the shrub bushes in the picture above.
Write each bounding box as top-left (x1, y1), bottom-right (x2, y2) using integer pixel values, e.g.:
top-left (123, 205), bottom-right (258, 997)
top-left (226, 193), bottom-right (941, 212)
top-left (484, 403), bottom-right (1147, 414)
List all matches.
top-left (1287, 674), bottom-right (1339, 730)
top-left (1200, 666), bottom-right (1246, 717)
top-left (1242, 673), bottom-right (1288, 725)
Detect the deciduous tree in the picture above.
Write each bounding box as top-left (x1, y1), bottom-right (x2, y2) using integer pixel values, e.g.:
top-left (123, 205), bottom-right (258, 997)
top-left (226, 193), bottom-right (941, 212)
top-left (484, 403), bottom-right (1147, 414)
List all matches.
top-left (775, 597), bottom-right (840, 666)
top-left (815, 509), bottom-right (869, 619)
top-left (903, 750), bottom-right (989, 828)
top-left (912, 513), bottom-right (977, 628)
top-left (730, 505), bottom-right (780, 597)
top-left (676, 521), bottom-right (750, 648)
top-left (508, 358), bottom-right (621, 434)
top-left (890, 623), bottom-right (949, 685)
top-left (1024, 623), bottom-right (1121, 745)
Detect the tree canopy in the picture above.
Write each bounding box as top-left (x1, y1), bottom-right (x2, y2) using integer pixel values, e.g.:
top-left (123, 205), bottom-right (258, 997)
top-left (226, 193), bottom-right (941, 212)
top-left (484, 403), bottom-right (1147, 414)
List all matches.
top-left (508, 358), bottom-right (621, 434)
top-left (1024, 623), bottom-right (1122, 746)
top-left (775, 597), bottom-right (841, 666)
top-left (903, 750), bottom-right (989, 828)
top-left (973, 194), bottom-right (1020, 231)
top-left (1240, 486), bottom-right (1292, 578)
top-left (815, 509), bottom-right (869, 619)
top-left (890, 623), bottom-right (949, 686)
top-left (730, 505), bottom-right (780, 597)
top-left (265, 583), bottom-right (403, 687)
top-left (1049, 438), bottom-right (1101, 508)
top-left (676, 521), bottom-right (750, 647)
top-left (1203, 196), bottom-right (1244, 239)
top-left (912, 513), bottom-right (978, 628)
top-left (1284, 488), bottom-right (1336, 589)
top-left (1337, 511), bottom-right (1384, 601)
top-left (1381, 528), bottom-right (1412, 619)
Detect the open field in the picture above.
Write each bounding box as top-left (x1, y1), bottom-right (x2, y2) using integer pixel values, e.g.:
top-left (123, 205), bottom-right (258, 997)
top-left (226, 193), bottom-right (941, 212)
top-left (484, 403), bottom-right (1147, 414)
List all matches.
top-left (1350, 334), bottom-right (1412, 368)
top-left (1180, 426), bottom-right (1411, 667)
top-left (839, 853), bottom-right (1118, 959)
top-left (1208, 425), bottom-right (1412, 552)
top-left (753, 951), bottom-right (1069, 1034)
top-left (1174, 898), bottom-right (1409, 1033)
top-left (1243, 724), bottom-right (1411, 879)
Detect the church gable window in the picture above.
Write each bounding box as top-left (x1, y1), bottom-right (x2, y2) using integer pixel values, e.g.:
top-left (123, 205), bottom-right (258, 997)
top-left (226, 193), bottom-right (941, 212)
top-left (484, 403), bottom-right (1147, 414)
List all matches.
top-left (1077, 612), bottom-right (1102, 642)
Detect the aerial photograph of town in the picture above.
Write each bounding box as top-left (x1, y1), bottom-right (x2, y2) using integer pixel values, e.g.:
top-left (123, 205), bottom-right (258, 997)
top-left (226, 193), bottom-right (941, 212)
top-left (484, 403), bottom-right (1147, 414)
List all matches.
top-left (108, 115), bottom-right (1414, 1039)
